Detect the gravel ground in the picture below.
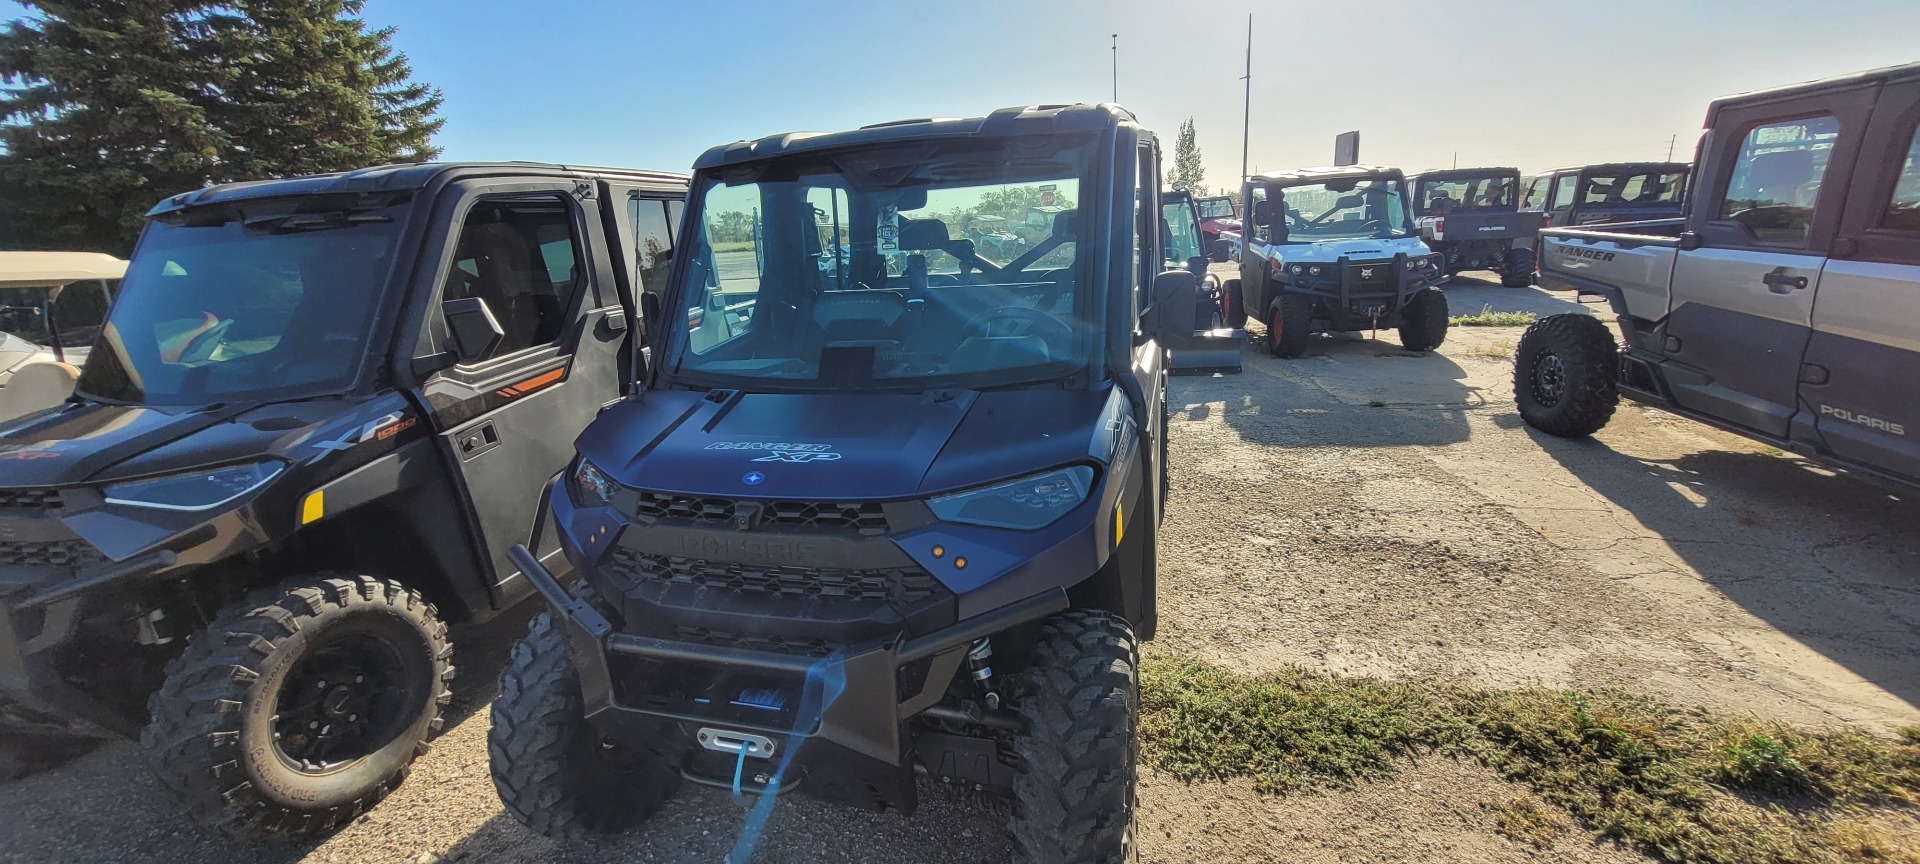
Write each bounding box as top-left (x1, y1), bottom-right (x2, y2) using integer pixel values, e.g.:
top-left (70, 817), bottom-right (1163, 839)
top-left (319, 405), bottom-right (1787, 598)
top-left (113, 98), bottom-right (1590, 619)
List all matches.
top-left (2, 273), bottom-right (1914, 862)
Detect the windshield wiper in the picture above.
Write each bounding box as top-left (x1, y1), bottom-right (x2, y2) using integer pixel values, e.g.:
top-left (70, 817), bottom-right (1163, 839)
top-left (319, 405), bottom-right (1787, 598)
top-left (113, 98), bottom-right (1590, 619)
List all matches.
top-left (243, 212), bottom-right (392, 234)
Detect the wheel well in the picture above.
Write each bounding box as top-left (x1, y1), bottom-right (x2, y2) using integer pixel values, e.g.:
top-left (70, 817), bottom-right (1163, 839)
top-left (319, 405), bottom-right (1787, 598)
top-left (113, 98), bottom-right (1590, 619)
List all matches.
top-left (272, 493), bottom-right (492, 623)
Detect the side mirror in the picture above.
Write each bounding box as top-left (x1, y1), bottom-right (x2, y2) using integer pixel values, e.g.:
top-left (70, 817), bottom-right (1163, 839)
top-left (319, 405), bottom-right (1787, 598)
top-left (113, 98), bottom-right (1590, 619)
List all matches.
top-left (1146, 269), bottom-right (1199, 347)
top-left (640, 291), bottom-right (662, 333)
top-left (1208, 238), bottom-right (1231, 263)
top-left (442, 297), bottom-right (504, 364)
top-left (1186, 256), bottom-right (1207, 278)
top-left (1677, 231), bottom-right (1703, 252)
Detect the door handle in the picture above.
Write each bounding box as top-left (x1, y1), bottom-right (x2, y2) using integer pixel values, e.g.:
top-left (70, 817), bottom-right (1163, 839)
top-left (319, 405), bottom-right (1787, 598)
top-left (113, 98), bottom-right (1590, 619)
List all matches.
top-left (1762, 271), bottom-right (1808, 293)
top-left (458, 421), bottom-right (500, 460)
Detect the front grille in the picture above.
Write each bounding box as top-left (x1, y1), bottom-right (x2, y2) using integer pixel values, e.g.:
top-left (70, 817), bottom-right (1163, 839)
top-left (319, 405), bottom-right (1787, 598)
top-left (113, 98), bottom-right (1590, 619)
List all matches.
top-left (0, 538), bottom-right (102, 569)
top-left (627, 491), bottom-right (889, 536)
top-left (606, 547), bottom-right (940, 604)
top-left (1345, 260), bottom-right (1398, 284)
top-left (0, 489), bottom-right (62, 513)
top-left (671, 626), bottom-right (836, 657)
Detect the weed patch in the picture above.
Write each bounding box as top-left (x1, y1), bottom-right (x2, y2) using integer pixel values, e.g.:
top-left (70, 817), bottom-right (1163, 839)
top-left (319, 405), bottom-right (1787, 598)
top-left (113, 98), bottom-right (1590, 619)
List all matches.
top-left (1451, 304), bottom-right (1537, 327)
top-left (1140, 655), bottom-right (1920, 864)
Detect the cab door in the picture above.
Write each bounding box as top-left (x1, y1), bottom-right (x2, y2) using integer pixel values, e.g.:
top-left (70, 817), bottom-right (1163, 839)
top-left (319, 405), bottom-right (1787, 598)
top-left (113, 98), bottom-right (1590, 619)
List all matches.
top-left (1661, 85), bottom-right (1876, 438)
top-left (1798, 79), bottom-right (1920, 481)
top-left (413, 180), bottom-right (630, 602)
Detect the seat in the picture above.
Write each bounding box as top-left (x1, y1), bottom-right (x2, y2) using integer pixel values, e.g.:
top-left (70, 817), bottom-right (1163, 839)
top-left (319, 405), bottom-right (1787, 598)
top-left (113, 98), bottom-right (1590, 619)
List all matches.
top-left (451, 222), bottom-right (547, 354)
top-left (0, 361), bottom-right (79, 422)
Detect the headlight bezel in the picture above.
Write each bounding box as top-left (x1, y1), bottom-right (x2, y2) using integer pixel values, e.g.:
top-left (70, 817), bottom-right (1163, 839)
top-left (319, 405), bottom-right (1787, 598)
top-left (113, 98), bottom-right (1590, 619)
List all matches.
top-left (102, 461), bottom-right (284, 512)
top-left (570, 457), bottom-right (618, 508)
top-left (928, 465), bottom-right (1097, 531)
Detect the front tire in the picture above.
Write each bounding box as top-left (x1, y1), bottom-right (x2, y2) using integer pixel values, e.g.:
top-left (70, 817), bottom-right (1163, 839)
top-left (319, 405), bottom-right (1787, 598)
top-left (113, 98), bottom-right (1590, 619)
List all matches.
top-left (141, 574), bottom-right (452, 839)
top-left (1515, 314), bottom-right (1620, 437)
top-left (1221, 278), bottom-right (1247, 328)
top-left (1267, 293), bottom-right (1312, 358)
top-left (1502, 247), bottom-right (1536, 288)
top-left (1397, 287), bottom-right (1450, 351)
top-left (1008, 610), bottom-right (1140, 864)
top-left (489, 610), bottom-right (681, 839)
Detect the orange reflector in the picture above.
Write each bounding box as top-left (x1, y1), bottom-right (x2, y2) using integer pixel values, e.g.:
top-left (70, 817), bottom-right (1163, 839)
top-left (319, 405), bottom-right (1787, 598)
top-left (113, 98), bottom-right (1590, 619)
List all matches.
top-left (300, 490), bottom-right (325, 525)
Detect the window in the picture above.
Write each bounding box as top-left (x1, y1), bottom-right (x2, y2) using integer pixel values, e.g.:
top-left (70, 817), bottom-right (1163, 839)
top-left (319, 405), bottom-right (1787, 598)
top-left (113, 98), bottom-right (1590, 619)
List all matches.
top-left (440, 197), bottom-right (582, 362)
top-left (1134, 147), bottom-right (1153, 317)
top-left (1163, 200), bottom-right (1203, 264)
top-left (629, 198), bottom-right (673, 296)
top-left (1522, 176), bottom-right (1551, 209)
top-left (1552, 174), bottom-right (1579, 210)
top-left (1250, 186), bottom-right (1269, 243)
top-left (1885, 123), bottom-right (1920, 232)
top-left (1718, 114), bottom-right (1839, 246)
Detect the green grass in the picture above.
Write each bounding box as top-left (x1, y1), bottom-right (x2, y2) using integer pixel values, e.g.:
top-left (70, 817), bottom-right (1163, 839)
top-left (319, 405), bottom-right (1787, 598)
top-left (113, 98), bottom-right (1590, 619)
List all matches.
top-left (711, 240), bottom-right (755, 253)
top-left (1140, 655), bottom-right (1920, 864)
top-left (1451, 304), bottom-right (1538, 327)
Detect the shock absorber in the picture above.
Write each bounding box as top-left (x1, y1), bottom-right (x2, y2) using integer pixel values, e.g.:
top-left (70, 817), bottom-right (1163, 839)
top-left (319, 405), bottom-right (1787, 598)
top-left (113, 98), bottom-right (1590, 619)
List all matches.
top-left (966, 638), bottom-right (1000, 710)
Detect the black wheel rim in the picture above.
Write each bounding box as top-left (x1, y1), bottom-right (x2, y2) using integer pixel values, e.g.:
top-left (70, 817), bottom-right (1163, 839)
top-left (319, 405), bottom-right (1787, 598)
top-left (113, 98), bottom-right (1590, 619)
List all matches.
top-left (1532, 350), bottom-right (1567, 407)
top-left (271, 621), bottom-right (424, 775)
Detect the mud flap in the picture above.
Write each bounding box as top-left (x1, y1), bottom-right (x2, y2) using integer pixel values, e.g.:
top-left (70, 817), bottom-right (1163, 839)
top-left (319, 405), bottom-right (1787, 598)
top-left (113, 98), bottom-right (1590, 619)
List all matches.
top-left (1168, 328), bottom-right (1246, 375)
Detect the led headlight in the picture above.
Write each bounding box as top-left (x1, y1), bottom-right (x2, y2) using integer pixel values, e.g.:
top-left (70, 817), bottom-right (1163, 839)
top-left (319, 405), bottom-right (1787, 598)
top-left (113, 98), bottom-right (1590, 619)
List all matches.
top-left (1288, 264), bottom-right (1304, 275)
top-left (571, 458), bottom-right (617, 508)
top-left (929, 465), bottom-right (1095, 530)
top-left (1308, 265), bottom-right (1322, 276)
top-left (1405, 259), bottom-right (1418, 271)
top-left (104, 461), bottom-right (282, 511)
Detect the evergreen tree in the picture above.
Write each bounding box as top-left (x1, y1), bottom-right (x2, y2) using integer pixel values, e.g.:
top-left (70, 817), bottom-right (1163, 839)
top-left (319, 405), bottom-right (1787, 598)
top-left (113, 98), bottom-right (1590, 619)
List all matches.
top-left (0, 0), bottom-right (443, 253)
top-left (1169, 117), bottom-right (1205, 194)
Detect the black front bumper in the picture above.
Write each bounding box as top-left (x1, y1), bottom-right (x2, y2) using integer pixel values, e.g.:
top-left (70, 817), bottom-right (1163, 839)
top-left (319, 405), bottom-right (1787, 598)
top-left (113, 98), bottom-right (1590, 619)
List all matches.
top-left (509, 544), bottom-right (1066, 812)
top-left (1282, 253), bottom-right (1438, 331)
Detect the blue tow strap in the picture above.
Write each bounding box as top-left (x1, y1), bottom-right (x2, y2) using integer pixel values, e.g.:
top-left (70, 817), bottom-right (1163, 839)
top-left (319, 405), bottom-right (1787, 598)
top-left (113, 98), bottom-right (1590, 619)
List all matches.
top-left (731, 741), bottom-right (749, 797)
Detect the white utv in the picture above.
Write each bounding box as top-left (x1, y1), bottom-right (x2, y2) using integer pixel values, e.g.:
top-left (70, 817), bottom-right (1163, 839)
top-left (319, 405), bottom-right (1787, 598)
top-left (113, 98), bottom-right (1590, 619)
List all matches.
top-left (1221, 166), bottom-right (1448, 357)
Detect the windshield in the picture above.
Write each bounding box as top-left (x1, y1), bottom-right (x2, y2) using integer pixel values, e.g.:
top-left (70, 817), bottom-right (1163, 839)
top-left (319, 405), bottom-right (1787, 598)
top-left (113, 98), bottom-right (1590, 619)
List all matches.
top-left (1195, 196), bottom-right (1235, 219)
top-left (1416, 175), bottom-right (1517, 213)
top-left (75, 194), bottom-right (407, 406)
top-left (1162, 199), bottom-right (1203, 263)
top-left (1271, 178), bottom-right (1409, 242)
top-left (1582, 170), bottom-right (1687, 205)
top-left (1, 280), bottom-right (114, 349)
top-left (664, 136), bottom-right (1094, 391)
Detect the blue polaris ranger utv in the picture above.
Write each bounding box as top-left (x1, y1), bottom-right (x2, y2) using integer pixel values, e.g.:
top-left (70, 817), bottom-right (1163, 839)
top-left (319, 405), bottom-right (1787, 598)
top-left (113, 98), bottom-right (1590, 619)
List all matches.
top-left (489, 104), bottom-right (1202, 861)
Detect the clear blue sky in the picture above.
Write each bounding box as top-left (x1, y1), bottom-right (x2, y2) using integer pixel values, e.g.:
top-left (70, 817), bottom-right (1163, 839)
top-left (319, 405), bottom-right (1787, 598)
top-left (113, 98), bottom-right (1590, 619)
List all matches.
top-left (5, 0), bottom-right (1918, 190)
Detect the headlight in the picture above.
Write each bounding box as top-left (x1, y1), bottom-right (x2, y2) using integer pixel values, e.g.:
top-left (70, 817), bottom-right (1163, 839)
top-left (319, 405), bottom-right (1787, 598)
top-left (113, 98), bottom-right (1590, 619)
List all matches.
top-left (1405, 259), bottom-right (1417, 271)
top-left (1308, 265), bottom-right (1322, 276)
top-left (929, 466), bottom-right (1095, 530)
top-left (571, 458), bottom-right (617, 508)
top-left (1288, 264), bottom-right (1303, 275)
top-left (104, 461), bottom-right (282, 511)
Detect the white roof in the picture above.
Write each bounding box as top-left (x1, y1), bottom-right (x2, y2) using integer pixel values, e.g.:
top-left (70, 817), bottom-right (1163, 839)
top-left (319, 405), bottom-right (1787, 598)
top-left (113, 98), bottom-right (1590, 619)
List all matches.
top-left (0, 251), bottom-right (128, 289)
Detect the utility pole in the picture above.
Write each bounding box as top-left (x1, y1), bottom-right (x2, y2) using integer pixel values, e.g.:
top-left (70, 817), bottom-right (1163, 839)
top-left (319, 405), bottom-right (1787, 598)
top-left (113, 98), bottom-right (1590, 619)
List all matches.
top-left (1111, 34), bottom-right (1118, 103)
top-left (1667, 134), bottom-right (1677, 161)
top-left (1240, 14), bottom-right (1251, 182)
top-left (1452, 151), bottom-right (1457, 169)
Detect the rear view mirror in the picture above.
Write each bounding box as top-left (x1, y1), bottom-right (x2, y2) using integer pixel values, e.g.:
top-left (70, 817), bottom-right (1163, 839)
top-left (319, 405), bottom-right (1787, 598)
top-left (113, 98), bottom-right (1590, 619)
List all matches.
top-left (1147, 269), bottom-right (1199, 347)
top-left (442, 297), bottom-right (504, 364)
top-left (1208, 238), bottom-right (1231, 263)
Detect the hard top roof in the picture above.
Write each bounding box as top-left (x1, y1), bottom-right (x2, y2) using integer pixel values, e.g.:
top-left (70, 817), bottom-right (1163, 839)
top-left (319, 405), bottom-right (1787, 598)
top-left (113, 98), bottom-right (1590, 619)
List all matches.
top-left (1406, 167), bottom-right (1520, 181)
top-left (691, 103), bottom-right (1143, 171)
top-left (1250, 165), bottom-right (1404, 185)
top-left (149, 162), bottom-right (689, 216)
top-left (0, 251), bottom-right (128, 288)
top-left (1541, 161), bottom-right (1690, 176)
top-left (1706, 61), bottom-right (1920, 123)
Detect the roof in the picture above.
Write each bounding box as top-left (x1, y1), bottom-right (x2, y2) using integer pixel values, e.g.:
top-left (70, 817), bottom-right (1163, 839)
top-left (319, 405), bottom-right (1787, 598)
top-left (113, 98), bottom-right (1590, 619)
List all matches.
top-left (0, 251), bottom-right (128, 288)
top-left (692, 103), bottom-right (1142, 171)
top-left (149, 162), bottom-right (689, 216)
top-left (1707, 61), bottom-right (1920, 122)
top-left (1542, 162), bottom-right (1691, 176)
top-left (1251, 165), bottom-right (1405, 185)
top-left (1406, 167), bottom-right (1520, 182)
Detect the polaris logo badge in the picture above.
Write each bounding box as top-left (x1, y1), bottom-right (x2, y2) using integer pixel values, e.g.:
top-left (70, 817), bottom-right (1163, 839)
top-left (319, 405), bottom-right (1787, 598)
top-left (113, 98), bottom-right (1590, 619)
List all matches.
top-left (1478, 225), bottom-right (1507, 232)
top-left (1555, 246), bottom-right (1616, 262)
top-left (1820, 405), bottom-right (1905, 436)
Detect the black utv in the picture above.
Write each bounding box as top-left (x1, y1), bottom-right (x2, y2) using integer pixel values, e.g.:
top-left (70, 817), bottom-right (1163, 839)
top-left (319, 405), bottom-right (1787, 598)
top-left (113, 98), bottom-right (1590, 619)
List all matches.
top-left (1407, 167), bottom-right (1540, 286)
top-left (1520, 162), bottom-right (1691, 228)
top-left (0, 162), bottom-right (688, 837)
top-left (487, 104), bottom-right (1201, 862)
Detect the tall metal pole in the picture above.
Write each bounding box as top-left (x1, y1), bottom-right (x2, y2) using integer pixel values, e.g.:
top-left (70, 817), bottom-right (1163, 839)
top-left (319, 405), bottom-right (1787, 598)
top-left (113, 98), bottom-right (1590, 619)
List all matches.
top-left (1240, 14), bottom-right (1251, 182)
top-left (1111, 34), bottom-right (1118, 103)
top-left (1667, 134), bottom-right (1677, 161)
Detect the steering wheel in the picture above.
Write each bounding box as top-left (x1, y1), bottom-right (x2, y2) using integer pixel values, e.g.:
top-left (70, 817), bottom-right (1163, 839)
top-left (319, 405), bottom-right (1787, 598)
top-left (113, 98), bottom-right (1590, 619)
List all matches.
top-left (174, 318), bottom-right (233, 364)
top-left (960, 306), bottom-right (1074, 353)
top-left (1363, 220), bottom-right (1390, 236)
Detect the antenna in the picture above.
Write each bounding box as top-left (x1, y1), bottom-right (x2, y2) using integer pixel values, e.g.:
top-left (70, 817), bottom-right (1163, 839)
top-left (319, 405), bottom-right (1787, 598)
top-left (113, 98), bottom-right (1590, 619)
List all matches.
top-left (1667, 134), bottom-right (1677, 161)
top-left (1111, 34), bottom-right (1118, 103)
top-left (1240, 14), bottom-right (1251, 182)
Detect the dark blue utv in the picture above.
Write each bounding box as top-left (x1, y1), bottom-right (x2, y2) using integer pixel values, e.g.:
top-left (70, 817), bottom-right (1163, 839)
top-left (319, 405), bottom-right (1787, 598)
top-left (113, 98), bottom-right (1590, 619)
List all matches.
top-left (489, 104), bottom-right (1204, 862)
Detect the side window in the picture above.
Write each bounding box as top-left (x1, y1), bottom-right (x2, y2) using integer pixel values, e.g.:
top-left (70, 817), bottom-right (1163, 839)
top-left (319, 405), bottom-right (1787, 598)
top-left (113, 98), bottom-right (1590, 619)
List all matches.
top-left (1134, 147), bottom-right (1152, 317)
top-left (1552, 174), bottom-right (1579, 210)
top-left (1522, 176), bottom-right (1550, 209)
top-left (1718, 114), bottom-right (1840, 246)
top-left (629, 198), bottom-right (673, 297)
top-left (1250, 186), bottom-right (1269, 243)
top-left (440, 196), bottom-right (582, 362)
top-left (1884, 122), bottom-right (1920, 232)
